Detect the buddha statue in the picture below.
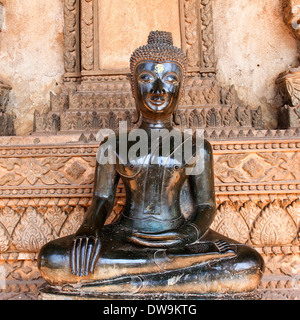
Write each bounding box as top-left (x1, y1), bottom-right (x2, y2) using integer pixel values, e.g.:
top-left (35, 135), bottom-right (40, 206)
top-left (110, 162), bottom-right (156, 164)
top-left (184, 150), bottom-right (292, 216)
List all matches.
top-left (38, 31), bottom-right (264, 297)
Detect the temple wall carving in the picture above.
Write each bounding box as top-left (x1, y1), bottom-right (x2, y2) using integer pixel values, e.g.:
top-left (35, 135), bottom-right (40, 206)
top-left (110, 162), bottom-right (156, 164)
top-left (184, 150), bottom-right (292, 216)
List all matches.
top-left (0, 0), bottom-right (298, 134)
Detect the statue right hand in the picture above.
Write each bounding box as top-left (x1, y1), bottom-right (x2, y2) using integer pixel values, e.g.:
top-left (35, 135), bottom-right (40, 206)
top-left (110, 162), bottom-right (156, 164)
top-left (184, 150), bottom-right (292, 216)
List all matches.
top-left (71, 226), bottom-right (102, 277)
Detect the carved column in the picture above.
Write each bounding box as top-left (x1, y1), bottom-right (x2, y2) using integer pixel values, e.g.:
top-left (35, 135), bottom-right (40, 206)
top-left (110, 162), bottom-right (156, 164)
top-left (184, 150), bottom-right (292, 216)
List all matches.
top-left (80, 0), bottom-right (94, 73)
top-left (63, 0), bottom-right (81, 80)
top-left (180, 0), bottom-right (216, 74)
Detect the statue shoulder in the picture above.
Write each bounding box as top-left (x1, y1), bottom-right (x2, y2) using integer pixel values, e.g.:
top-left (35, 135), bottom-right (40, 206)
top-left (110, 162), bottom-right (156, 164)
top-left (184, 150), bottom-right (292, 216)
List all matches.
top-left (96, 131), bottom-right (128, 149)
top-left (203, 139), bottom-right (213, 154)
top-left (190, 135), bottom-right (213, 153)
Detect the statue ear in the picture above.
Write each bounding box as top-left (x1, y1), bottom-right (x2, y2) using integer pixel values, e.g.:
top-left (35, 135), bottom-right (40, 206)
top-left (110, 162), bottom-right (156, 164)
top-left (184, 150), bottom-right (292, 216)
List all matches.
top-left (173, 109), bottom-right (180, 126)
top-left (133, 107), bottom-right (141, 124)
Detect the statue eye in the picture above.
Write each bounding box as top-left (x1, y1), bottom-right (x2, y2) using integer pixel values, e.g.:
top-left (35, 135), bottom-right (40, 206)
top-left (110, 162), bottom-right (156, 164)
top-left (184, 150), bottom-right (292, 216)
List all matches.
top-left (138, 73), bottom-right (154, 83)
top-left (164, 74), bottom-right (179, 85)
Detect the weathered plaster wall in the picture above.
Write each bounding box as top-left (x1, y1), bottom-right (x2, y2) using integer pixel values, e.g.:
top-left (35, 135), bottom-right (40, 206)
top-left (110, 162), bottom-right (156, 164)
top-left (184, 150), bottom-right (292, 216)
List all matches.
top-left (0, 0), bottom-right (298, 134)
top-left (213, 0), bottom-right (299, 129)
top-left (98, 0), bottom-right (182, 70)
top-left (0, 0), bottom-right (64, 135)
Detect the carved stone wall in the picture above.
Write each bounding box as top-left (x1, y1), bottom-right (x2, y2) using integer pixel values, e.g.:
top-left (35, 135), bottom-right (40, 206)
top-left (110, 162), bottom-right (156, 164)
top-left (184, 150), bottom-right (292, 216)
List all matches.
top-left (34, 0), bottom-right (265, 135)
top-left (0, 0), bottom-right (297, 134)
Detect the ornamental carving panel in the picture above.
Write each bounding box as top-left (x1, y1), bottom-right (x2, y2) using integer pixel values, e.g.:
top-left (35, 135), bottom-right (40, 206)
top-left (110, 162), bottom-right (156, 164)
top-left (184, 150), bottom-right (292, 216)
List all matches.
top-left (34, 0), bottom-right (266, 137)
top-left (250, 200), bottom-right (298, 246)
top-left (214, 151), bottom-right (300, 185)
top-left (12, 206), bottom-right (54, 253)
top-left (211, 202), bottom-right (249, 244)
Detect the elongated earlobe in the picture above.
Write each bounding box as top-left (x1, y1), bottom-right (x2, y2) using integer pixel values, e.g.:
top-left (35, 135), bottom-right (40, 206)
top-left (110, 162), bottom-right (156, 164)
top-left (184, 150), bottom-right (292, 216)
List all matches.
top-left (173, 109), bottom-right (180, 126)
top-left (133, 108), bottom-right (141, 124)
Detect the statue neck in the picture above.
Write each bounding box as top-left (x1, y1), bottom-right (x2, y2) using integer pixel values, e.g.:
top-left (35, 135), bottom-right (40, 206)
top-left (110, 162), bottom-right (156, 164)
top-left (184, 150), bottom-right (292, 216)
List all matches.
top-left (140, 116), bottom-right (173, 132)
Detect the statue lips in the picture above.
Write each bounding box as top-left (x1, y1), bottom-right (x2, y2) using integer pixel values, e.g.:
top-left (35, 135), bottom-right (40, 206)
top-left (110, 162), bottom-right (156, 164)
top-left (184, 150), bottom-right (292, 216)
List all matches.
top-left (146, 93), bottom-right (171, 111)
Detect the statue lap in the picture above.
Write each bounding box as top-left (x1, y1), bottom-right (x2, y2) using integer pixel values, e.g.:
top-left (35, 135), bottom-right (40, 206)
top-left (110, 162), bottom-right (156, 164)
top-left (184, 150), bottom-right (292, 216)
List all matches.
top-left (38, 224), bottom-right (264, 294)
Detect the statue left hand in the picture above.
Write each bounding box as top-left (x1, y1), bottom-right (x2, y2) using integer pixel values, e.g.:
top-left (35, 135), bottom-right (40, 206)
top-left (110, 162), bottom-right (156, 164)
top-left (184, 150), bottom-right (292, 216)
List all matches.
top-left (128, 224), bottom-right (199, 248)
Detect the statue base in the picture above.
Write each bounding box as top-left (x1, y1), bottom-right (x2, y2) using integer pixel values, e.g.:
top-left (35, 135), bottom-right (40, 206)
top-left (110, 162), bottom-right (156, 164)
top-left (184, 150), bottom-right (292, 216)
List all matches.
top-left (39, 285), bottom-right (262, 300)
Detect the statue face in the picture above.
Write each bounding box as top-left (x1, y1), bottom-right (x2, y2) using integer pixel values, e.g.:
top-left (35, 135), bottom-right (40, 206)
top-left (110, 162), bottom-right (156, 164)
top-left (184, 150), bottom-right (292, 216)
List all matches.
top-left (134, 61), bottom-right (183, 120)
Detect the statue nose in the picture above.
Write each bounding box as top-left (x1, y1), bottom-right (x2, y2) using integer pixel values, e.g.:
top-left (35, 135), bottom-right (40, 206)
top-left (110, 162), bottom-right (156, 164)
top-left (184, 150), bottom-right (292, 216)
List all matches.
top-left (151, 78), bottom-right (166, 95)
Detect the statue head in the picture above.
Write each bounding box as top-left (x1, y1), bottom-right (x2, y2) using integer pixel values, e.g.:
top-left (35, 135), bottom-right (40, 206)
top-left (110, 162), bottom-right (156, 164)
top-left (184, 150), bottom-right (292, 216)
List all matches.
top-left (130, 31), bottom-right (187, 124)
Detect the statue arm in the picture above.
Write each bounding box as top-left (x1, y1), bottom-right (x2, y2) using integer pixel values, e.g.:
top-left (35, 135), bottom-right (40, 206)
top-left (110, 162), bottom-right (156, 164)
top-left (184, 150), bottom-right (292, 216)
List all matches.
top-left (186, 139), bottom-right (216, 240)
top-left (78, 161), bottom-right (120, 233)
top-left (71, 153), bottom-right (119, 277)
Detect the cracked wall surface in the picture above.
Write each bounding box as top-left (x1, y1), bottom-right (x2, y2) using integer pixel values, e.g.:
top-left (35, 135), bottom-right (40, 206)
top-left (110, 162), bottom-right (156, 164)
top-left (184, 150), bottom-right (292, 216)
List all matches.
top-left (0, 0), bottom-right (64, 135)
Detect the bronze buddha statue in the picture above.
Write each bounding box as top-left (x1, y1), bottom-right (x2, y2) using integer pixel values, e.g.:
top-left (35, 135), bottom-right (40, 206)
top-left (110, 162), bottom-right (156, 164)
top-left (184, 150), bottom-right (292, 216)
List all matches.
top-left (38, 31), bottom-right (264, 297)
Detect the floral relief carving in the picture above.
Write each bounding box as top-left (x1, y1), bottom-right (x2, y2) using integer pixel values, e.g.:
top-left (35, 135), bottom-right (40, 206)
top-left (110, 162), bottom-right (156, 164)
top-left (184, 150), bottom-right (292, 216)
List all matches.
top-left (214, 154), bottom-right (249, 183)
top-left (286, 200), bottom-right (300, 241)
top-left (0, 207), bottom-right (20, 236)
top-left (0, 222), bottom-right (10, 252)
top-left (211, 202), bottom-right (249, 244)
top-left (239, 201), bottom-right (261, 230)
top-left (0, 196), bottom-right (297, 261)
top-left (250, 200), bottom-right (298, 246)
top-left (182, 0), bottom-right (215, 70)
top-left (60, 205), bottom-right (85, 237)
top-left (66, 161), bottom-right (87, 179)
top-left (259, 152), bottom-right (300, 182)
top-left (242, 158), bottom-right (264, 179)
top-left (81, 0), bottom-right (94, 71)
top-left (45, 207), bottom-right (68, 237)
top-left (12, 206), bottom-right (54, 252)
top-left (0, 156), bottom-right (96, 189)
top-left (0, 158), bottom-right (72, 187)
top-left (279, 152), bottom-right (300, 179)
top-left (184, 0), bottom-right (200, 68)
top-left (63, 0), bottom-right (78, 73)
top-left (200, 0), bottom-right (215, 69)
top-left (214, 151), bottom-right (300, 184)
